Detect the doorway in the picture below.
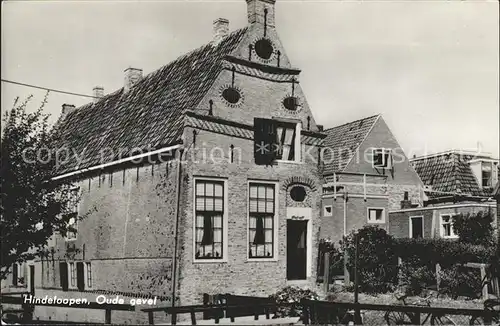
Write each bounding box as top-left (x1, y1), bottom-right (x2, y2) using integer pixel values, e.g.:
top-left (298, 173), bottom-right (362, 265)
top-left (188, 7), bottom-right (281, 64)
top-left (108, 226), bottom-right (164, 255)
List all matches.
top-left (287, 220), bottom-right (308, 280)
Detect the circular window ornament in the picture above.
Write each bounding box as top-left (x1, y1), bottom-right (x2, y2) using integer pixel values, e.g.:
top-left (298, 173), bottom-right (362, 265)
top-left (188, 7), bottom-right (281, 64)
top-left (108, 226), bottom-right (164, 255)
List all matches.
top-left (219, 85), bottom-right (244, 107)
top-left (290, 186), bottom-right (307, 202)
top-left (222, 87), bottom-right (241, 104)
top-left (254, 38), bottom-right (274, 61)
top-left (283, 96), bottom-right (298, 111)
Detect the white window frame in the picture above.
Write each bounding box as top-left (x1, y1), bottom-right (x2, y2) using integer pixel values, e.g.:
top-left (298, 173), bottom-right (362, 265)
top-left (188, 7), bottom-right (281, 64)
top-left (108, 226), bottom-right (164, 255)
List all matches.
top-left (323, 205), bottom-right (333, 217)
top-left (275, 121), bottom-right (302, 164)
top-left (68, 262), bottom-right (77, 289)
top-left (409, 216), bottom-right (424, 238)
top-left (371, 148), bottom-right (392, 169)
top-left (247, 180), bottom-right (279, 262)
top-left (85, 262), bottom-right (92, 289)
top-left (367, 207), bottom-right (386, 224)
top-left (440, 214), bottom-right (459, 239)
top-left (65, 187), bottom-right (80, 242)
top-left (192, 177), bottom-right (228, 263)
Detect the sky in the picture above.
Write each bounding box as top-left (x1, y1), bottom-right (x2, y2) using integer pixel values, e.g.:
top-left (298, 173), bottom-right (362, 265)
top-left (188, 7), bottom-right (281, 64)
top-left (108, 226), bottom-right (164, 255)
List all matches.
top-left (1, 0), bottom-right (499, 158)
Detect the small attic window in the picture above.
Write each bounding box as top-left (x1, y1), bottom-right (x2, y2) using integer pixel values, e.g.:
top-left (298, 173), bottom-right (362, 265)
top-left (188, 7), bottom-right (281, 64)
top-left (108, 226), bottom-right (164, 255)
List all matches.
top-left (254, 38), bottom-right (274, 60)
top-left (283, 96), bottom-right (298, 111)
top-left (222, 87), bottom-right (241, 104)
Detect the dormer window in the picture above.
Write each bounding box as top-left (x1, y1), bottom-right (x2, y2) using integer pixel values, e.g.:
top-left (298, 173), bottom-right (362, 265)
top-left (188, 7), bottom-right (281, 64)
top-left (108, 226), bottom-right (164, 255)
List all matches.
top-left (482, 163), bottom-right (492, 187)
top-left (372, 148), bottom-right (392, 169)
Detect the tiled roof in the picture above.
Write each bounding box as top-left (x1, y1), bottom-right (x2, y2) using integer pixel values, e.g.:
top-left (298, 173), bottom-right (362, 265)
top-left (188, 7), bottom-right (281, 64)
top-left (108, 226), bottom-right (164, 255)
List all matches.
top-left (54, 28), bottom-right (248, 175)
top-left (322, 114), bottom-right (380, 174)
top-left (411, 152), bottom-right (489, 197)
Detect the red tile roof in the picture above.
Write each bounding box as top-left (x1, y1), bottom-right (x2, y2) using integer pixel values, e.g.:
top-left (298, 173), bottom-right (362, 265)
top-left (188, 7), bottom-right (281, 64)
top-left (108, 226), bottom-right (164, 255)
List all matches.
top-left (54, 27), bottom-right (248, 176)
top-left (322, 114), bottom-right (380, 174)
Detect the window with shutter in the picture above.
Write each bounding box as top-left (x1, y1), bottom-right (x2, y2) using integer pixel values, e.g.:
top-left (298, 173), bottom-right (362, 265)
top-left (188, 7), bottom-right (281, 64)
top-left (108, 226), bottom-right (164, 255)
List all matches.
top-left (254, 118), bottom-right (301, 164)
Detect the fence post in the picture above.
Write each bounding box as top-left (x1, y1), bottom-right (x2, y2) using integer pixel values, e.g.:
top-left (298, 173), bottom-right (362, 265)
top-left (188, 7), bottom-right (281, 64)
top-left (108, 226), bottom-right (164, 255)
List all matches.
top-left (324, 252), bottom-right (330, 293)
top-left (480, 264), bottom-right (489, 300)
top-left (435, 263), bottom-right (441, 292)
top-left (344, 245), bottom-right (350, 285)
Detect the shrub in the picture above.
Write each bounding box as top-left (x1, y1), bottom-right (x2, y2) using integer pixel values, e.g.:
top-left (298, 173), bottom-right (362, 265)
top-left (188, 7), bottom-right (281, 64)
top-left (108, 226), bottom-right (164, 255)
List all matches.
top-left (269, 286), bottom-right (319, 317)
top-left (398, 259), bottom-right (436, 296)
top-left (343, 226), bottom-right (398, 294)
top-left (439, 265), bottom-right (483, 299)
top-left (452, 211), bottom-right (494, 246)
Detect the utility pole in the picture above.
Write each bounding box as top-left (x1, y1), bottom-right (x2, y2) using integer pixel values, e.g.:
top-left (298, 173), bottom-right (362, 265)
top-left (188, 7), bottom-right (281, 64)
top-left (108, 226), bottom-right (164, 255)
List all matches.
top-left (354, 232), bottom-right (362, 325)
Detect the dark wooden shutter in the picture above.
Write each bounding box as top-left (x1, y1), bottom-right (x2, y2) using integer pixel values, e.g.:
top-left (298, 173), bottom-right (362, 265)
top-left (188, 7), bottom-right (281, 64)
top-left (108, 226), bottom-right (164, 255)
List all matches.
top-left (76, 262), bottom-right (85, 291)
top-left (59, 262), bottom-right (68, 291)
top-left (254, 118), bottom-right (277, 165)
top-left (12, 263), bottom-right (18, 286)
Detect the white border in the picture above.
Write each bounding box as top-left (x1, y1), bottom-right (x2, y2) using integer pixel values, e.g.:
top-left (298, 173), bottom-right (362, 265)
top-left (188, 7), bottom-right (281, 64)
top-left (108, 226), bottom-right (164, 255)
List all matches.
top-left (192, 176), bottom-right (229, 263)
top-left (409, 215), bottom-right (424, 238)
top-left (247, 180), bottom-right (280, 262)
top-left (439, 213), bottom-right (459, 239)
top-left (367, 207), bottom-right (386, 224)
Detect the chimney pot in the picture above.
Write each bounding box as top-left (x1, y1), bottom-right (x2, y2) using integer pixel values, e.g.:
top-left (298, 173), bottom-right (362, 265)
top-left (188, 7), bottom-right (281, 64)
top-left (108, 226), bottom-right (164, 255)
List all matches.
top-left (61, 104), bottom-right (76, 116)
top-left (213, 18), bottom-right (229, 44)
top-left (317, 125), bottom-right (324, 132)
top-left (93, 86), bottom-right (104, 103)
top-left (124, 67), bottom-right (143, 92)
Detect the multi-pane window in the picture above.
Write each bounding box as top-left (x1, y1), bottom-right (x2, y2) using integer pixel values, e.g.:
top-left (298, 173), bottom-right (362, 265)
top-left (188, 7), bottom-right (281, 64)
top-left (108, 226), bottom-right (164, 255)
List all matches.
top-left (482, 162), bottom-right (492, 187)
top-left (367, 208), bottom-right (385, 223)
top-left (441, 214), bottom-right (458, 238)
top-left (65, 188), bottom-right (79, 241)
top-left (372, 148), bottom-right (392, 169)
top-left (66, 213), bottom-right (78, 241)
top-left (86, 262), bottom-right (92, 288)
top-left (276, 122), bottom-right (297, 161)
top-left (69, 262), bottom-right (76, 287)
top-left (195, 180), bottom-right (224, 260)
top-left (248, 183), bottom-right (275, 259)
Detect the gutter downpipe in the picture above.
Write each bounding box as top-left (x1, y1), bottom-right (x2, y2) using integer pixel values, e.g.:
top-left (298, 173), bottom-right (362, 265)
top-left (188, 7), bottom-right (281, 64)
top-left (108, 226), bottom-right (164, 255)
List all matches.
top-left (171, 147), bottom-right (185, 308)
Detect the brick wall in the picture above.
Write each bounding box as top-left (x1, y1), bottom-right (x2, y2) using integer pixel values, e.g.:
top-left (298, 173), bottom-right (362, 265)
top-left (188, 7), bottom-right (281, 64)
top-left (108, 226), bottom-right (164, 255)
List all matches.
top-left (389, 204), bottom-right (497, 239)
top-left (176, 128), bottom-right (322, 306)
top-left (37, 159), bottom-right (179, 315)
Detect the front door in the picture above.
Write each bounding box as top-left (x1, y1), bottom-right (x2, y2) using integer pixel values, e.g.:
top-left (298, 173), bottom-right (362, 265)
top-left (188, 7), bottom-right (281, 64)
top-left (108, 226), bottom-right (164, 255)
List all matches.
top-left (287, 220), bottom-right (308, 280)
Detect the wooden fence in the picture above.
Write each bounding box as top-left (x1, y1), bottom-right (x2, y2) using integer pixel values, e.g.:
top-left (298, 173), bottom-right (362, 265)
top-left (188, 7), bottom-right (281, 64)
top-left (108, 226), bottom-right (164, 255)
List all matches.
top-left (0, 292), bottom-right (135, 324)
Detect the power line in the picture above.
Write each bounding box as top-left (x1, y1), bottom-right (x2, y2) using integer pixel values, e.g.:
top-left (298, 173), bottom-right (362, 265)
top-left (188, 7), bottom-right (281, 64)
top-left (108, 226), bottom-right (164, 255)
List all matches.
top-left (1, 79), bottom-right (97, 99)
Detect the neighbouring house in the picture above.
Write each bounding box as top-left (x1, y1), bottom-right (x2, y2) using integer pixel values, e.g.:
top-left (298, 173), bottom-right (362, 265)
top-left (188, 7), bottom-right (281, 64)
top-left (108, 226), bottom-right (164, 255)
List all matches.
top-left (27, 0), bottom-right (325, 323)
top-left (389, 150), bottom-right (498, 239)
top-left (319, 114), bottom-right (424, 246)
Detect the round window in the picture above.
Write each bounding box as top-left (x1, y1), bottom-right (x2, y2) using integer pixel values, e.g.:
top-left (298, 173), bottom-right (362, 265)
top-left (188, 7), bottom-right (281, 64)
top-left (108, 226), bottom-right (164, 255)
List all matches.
top-left (290, 186), bottom-right (307, 202)
top-left (222, 87), bottom-right (241, 104)
top-left (254, 38), bottom-right (274, 60)
top-left (283, 96), bottom-right (298, 111)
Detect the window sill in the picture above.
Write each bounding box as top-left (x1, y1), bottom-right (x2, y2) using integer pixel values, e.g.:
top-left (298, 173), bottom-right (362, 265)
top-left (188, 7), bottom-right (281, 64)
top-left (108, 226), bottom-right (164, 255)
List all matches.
top-left (65, 238), bottom-right (77, 242)
top-left (247, 258), bottom-right (278, 263)
top-left (367, 221), bottom-right (386, 224)
top-left (193, 259), bottom-right (228, 264)
top-left (275, 160), bottom-right (303, 165)
top-left (442, 235), bottom-right (459, 239)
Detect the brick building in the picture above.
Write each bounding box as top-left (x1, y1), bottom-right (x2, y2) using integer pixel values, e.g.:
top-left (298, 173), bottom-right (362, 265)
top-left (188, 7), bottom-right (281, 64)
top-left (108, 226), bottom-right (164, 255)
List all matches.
top-left (25, 1), bottom-right (326, 323)
top-left (389, 150), bottom-right (498, 239)
top-left (319, 114), bottom-right (423, 245)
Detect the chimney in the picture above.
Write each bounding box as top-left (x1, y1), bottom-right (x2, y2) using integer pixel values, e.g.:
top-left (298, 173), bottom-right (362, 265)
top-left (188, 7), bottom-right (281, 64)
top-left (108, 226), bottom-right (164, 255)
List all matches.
top-left (213, 18), bottom-right (229, 44)
top-left (317, 125), bottom-right (324, 132)
top-left (246, 0), bottom-right (276, 27)
top-left (62, 104), bottom-right (76, 116)
top-left (124, 67), bottom-right (143, 92)
top-left (93, 86), bottom-right (104, 103)
top-left (400, 191), bottom-right (412, 209)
